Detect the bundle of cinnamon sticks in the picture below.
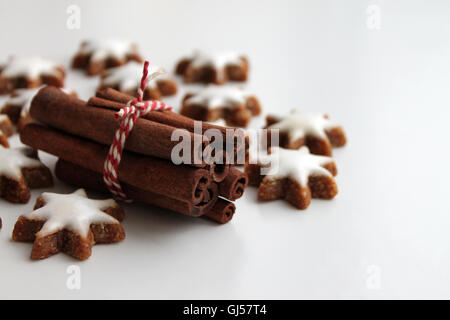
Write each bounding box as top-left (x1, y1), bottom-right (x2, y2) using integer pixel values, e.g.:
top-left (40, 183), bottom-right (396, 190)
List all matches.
top-left (20, 86), bottom-right (249, 224)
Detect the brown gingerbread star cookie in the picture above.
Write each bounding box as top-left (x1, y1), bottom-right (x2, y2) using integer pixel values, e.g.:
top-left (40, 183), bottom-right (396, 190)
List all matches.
top-left (265, 109), bottom-right (347, 156)
top-left (0, 130), bottom-right (8, 148)
top-left (245, 146), bottom-right (338, 209)
top-left (0, 146), bottom-right (53, 203)
top-left (176, 51), bottom-right (248, 84)
top-left (98, 61), bottom-right (177, 100)
top-left (1, 87), bottom-right (76, 132)
top-left (0, 57), bottom-right (65, 95)
top-left (12, 189), bottom-right (125, 260)
top-left (0, 88), bottom-right (41, 124)
top-left (72, 39), bottom-right (143, 75)
top-left (180, 86), bottom-right (261, 127)
top-left (0, 114), bottom-right (14, 145)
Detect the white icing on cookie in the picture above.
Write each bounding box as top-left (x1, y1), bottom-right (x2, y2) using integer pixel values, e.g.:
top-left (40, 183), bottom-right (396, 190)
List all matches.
top-left (0, 146), bottom-right (43, 180)
top-left (189, 51), bottom-right (243, 69)
top-left (23, 189), bottom-right (120, 238)
top-left (187, 51), bottom-right (244, 82)
top-left (185, 86), bottom-right (249, 109)
top-left (207, 119), bottom-right (228, 127)
top-left (268, 109), bottom-right (338, 141)
top-left (0, 115), bottom-right (11, 141)
top-left (102, 61), bottom-right (167, 91)
top-left (79, 39), bottom-right (138, 63)
top-left (256, 146), bottom-right (333, 187)
top-left (1, 57), bottom-right (62, 79)
top-left (4, 87), bottom-right (41, 116)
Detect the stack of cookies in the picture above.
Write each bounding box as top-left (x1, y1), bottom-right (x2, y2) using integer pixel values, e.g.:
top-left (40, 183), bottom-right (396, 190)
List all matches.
top-left (246, 110), bottom-right (347, 209)
top-left (175, 51), bottom-right (262, 127)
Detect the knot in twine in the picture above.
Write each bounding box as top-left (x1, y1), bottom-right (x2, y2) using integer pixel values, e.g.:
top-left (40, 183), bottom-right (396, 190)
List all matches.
top-left (103, 61), bottom-right (172, 202)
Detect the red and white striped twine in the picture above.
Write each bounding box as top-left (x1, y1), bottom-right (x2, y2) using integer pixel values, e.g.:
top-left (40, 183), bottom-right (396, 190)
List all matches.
top-left (103, 61), bottom-right (172, 202)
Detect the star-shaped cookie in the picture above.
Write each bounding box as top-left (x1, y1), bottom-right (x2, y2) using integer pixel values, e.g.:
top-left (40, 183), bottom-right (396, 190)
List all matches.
top-left (245, 146), bottom-right (338, 209)
top-left (0, 114), bottom-right (13, 136)
top-left (0, 57), bottom-right (65, 94)
top-left (0, 86), bottom-right (76, 131)
top-left (12, 189), bottom-right (126, 260)
top-left (181, 85), bottom-right (261, 127)
top-left (0, 146), bottom-right (53, 203)
top-left (266, 109), bottom-right (346, 156)
top-left (72, 39), bottom-right (142, 75)
top-left (99, 61), bottom-right (177, 100)
top-left (176, 51), bottom-right (248, 84)
top-left (0, 114), bottom-right (13, 147)
top-left (0, 130), bottom-right (8, 148)
top-left (0, 87), bottom-right (41, 124)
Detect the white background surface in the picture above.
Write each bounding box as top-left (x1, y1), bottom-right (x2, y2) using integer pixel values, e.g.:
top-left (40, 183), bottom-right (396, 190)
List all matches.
top-left (0, 0), bottom-right (449, 299)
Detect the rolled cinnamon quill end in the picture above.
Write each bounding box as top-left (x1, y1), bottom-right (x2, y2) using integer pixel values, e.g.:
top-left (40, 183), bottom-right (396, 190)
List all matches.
top-left (203, 198), bottom-right (236, 224)
top-left (55, 159), bottom-right (218, 217)
top-left (218, 167), bottom-right (249, 201)
top-left (205, 150), bottom-right (230, 183)
top-left (211, 163), bottom-right (230, 183)
top-left (20, 123), bottom-right (210, 205)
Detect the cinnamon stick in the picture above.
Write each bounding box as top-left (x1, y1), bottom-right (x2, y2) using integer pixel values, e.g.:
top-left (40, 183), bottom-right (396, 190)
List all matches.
top-left (207, 149), bottom-right (230, 182)
top-left (55, 159), bottom-right (218, 217)
top-left (91, 93), bottom-right (225, 135)
top-left (210, 162), bottom-right (230, 183)
top-left (95, 88), bottom-right (232, 134)
top-left (30, 86), bottom-right (207, 167)
top-left (218, 167), bottom-right (249, 201)
top-left (203, 198), bottom-right (236, 224)
top-left (94, 88), bottom-right (247, 159)
top-left (21, 123), bottom-right (210, 206)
